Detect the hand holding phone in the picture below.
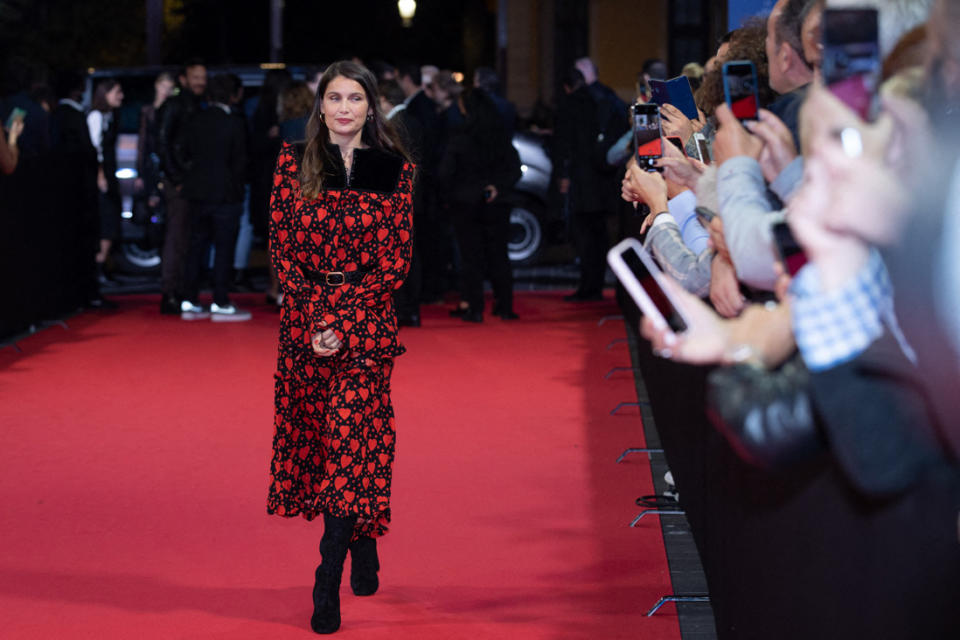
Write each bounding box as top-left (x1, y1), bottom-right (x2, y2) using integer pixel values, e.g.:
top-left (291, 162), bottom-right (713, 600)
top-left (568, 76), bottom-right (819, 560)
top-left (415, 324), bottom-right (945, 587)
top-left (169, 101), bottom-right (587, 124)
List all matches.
top-left (5, 107), bottom-right (26, 131)
top-left (607, 238), bottom-right (691, 334)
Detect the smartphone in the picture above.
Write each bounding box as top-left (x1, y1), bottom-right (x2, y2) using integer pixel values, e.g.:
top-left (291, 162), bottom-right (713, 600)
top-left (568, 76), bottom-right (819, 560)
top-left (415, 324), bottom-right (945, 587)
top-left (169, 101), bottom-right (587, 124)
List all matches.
top-left (632, 102), bottom-right (663, 171)
top-left (694, 133), bottom-right (711, 163)
top-left (666, 136), bottom-right (686, 155)
top-left (722, 61), bottom-right (759, 122)
top-left (822, 8), bottom-right (880, 121)
top-left (5, 107), bottom-right (26, 130)
top-left (695, 206), bottom-right (716, 227)
top-left (771, 221), bottom-right (808, 277)
top-left (648, 75), bottom-right (699, 121)
top-left (607, 237), bottom-right (690, 334)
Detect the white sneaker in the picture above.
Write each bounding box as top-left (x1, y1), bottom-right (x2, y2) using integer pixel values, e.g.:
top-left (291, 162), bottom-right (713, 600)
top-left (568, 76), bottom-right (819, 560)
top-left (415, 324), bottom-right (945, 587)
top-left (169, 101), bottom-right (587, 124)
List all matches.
top-left (210, 302), bottom-right (252, 322)
top-left (180, 300), bottom-right (210, 320)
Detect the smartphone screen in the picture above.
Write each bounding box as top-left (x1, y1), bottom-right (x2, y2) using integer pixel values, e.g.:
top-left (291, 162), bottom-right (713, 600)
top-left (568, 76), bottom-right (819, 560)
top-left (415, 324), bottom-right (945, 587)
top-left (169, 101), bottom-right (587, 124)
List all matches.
top-left (632, 103), bottom-right (662, 170)
top-left (822, 8), bottom-right (880, 121)
top-left (695, 135), bottom-right (711, 163)
top-left (723, 61), bottom-right (759, 121)
top-left (771, 222), bottom-right (809, 277)
top-left (620, 245), bottom-right (688, 333)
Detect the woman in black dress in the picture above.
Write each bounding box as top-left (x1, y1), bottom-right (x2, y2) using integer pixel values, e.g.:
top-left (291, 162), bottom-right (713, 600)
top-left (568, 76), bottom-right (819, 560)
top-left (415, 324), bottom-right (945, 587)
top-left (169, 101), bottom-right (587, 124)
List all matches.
top-left (265, 61), bottom-right (414, 635)
top-left (86, 80), bottom-right (124, 285)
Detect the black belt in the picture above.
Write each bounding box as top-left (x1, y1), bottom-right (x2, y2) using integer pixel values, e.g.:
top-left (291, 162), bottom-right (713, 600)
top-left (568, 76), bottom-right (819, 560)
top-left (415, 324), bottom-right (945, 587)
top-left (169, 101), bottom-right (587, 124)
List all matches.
top-left (304, 266), bottom-right (371, 287)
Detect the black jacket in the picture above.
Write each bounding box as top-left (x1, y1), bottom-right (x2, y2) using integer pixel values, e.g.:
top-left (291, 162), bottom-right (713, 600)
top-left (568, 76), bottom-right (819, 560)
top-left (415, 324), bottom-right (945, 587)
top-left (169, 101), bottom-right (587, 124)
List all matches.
top-left (157, 91), bottom-right (203, 186)
top-left (181, 106), bottom-right (247, 204)
top-left (437, 128), bottom-right (521, 206)
top-left (553, 86), bottom-right (608, 213)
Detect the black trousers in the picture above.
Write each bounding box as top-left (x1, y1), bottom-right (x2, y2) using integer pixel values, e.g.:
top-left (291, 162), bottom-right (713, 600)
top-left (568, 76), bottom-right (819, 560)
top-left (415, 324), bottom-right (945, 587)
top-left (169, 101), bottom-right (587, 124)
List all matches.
top-left (161, 179), bottom-right (191, 298)
top-left (451, 201), bottom-right (513, 314)
top-left (571, 209), bottom-right (608, 295)
top-left (182, 202), bottom-right (241, 306)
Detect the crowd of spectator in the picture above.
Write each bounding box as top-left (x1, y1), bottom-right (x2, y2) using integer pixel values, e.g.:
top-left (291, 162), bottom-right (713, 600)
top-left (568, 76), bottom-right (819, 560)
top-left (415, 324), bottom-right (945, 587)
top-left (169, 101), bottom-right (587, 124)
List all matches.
top-left (610, 0), bottom-right (960, 634)
top-left (0, 55), bottom-right (532, 331)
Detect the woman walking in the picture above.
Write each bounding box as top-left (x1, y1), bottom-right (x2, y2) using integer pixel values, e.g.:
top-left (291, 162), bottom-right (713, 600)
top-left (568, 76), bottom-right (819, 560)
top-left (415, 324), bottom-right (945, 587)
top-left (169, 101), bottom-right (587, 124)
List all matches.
top-left (265, 61), bottom-right (414, 635)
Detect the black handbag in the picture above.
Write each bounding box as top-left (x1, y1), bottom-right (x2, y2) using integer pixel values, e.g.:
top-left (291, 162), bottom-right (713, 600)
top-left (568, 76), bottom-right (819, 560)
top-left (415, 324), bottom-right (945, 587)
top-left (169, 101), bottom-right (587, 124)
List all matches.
top-left (705, 352), bottom-right (824, 470)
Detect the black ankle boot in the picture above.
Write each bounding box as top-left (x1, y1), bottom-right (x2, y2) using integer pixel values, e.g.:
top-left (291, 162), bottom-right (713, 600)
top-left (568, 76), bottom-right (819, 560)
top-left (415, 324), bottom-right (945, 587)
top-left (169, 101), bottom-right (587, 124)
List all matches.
top-left (311, 514), bottom-right (358, 634)
top-left (349, 536), bottom-right (379, 596)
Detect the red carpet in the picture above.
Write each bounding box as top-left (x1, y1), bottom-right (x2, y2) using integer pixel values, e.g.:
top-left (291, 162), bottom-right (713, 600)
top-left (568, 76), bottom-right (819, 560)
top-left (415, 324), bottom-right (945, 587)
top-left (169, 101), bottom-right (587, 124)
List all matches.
top-left (0, 292), bottom-right (681, 639)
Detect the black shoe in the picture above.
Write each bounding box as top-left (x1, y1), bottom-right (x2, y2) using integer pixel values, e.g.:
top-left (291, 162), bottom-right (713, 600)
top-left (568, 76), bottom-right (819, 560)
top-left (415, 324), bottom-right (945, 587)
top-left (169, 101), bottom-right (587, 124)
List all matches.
top-left (349, 536), bottom-right (380, 596)
top-left (160, 295), bottom-right (180, 315)
top-left (462, 310), bottom-right (483, 323)
top-left (496, 310), bottom-right (520, 320)
top-left (312, 514), bottom-right (357, 634)
top-left (563, 290), bottom-right (603, 302)
top-left (231, 269), bottom-right (253, 293)
top-left (398, 314), bottom-right (421, 328)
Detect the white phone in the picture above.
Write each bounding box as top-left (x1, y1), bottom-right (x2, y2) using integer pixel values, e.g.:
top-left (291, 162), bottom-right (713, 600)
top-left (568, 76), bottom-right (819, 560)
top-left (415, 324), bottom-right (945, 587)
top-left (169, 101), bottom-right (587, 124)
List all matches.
top-left (607, 237), bottom-right (691, 334)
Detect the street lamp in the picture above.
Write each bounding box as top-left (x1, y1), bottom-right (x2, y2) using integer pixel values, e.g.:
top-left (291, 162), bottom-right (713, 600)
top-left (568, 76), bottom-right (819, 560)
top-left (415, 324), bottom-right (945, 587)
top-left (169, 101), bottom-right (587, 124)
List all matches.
top-left (398, 0), bottom-right (416, 27)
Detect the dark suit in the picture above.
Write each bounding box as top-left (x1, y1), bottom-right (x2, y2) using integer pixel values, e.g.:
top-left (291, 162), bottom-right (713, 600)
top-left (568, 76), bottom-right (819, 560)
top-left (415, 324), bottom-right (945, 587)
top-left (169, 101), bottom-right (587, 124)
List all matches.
top-left (389, 107), bottom-right (425, 321)
top-left (180, 105), bottom-right (247, 306)
top-left (554, 86), bottom-right (609, 296)
top-left (50, 100), bottom-right (100, 307)
top-left (157, 90), bottom-right (203, 300)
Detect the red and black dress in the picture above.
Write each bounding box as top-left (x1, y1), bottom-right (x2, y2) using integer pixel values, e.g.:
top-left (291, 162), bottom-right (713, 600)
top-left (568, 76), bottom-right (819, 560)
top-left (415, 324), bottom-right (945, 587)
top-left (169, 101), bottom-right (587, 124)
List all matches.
top-left (266, 141), bottom-right (415, 539)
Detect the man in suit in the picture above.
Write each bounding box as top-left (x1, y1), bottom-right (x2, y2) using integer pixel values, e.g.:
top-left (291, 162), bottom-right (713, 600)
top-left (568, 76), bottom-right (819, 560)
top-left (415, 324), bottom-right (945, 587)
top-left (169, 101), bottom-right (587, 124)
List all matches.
top-left (555, 67), bottom-right (609, 301)
top-left (179, 74), bottom-right (248, 321)
top-left (157, 59), bottom-right (207, 314)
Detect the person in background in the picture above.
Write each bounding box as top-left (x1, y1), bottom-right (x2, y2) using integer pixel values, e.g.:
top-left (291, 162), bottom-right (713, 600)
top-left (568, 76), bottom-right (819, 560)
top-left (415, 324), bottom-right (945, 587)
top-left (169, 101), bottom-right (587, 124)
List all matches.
top-left (157, 60), bottom-right (207, 314)
top-left (682, 62), bottom-right (705, 92)
top-left (473, 66), bottom-right (517, 132)
top-left (305, 65), bottom-right (326, 97)
top-left (439, 89), bottom-right (522, 322)
top-left (278, 81), bottom-right (314, 143)
top-left (251, 67), bottom-right (291, 309)
top-left (637, 58), bottom-right (669, 102)
top-left (380, 78), bottom-right (424, 327)
top-left (178, 74), bottom-right (249, 321)
top-left (86, 79), bottom-right (124, 299)
top-left (50, 71), bottom-right (99, 308)
top-left (137, 72), bottom-right (175, 224)
top-left (555, 67), bottom-right (608, 302)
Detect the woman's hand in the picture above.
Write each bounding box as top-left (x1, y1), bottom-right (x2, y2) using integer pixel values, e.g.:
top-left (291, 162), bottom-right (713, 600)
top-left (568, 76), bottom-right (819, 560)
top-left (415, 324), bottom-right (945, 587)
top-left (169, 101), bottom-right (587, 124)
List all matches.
top-left (312, 329), bottom-right (343, 357)
top-left (484, 184), bottom-right (498, 203)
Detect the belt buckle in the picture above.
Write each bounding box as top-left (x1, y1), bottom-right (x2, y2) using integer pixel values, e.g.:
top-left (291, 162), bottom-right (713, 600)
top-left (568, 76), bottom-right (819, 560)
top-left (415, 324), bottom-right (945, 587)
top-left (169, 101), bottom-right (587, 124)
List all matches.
top-left (325, 271), bottom-right (346, 286)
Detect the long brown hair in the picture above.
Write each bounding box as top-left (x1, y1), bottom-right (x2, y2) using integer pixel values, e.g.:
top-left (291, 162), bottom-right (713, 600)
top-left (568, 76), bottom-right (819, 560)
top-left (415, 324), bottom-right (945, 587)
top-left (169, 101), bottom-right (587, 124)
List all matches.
top-left (300, 60), bottom-right (411, 199)
top-left (91, 79), bottom-right (120, 114)
top-left (696, 18), bottom-right (775, 117)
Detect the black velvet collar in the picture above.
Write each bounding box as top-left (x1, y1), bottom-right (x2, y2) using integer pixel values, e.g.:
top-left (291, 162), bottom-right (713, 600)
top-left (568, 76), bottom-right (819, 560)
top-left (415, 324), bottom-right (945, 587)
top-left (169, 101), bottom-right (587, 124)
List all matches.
top-left (294, 142), bottom-right (404, 193)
